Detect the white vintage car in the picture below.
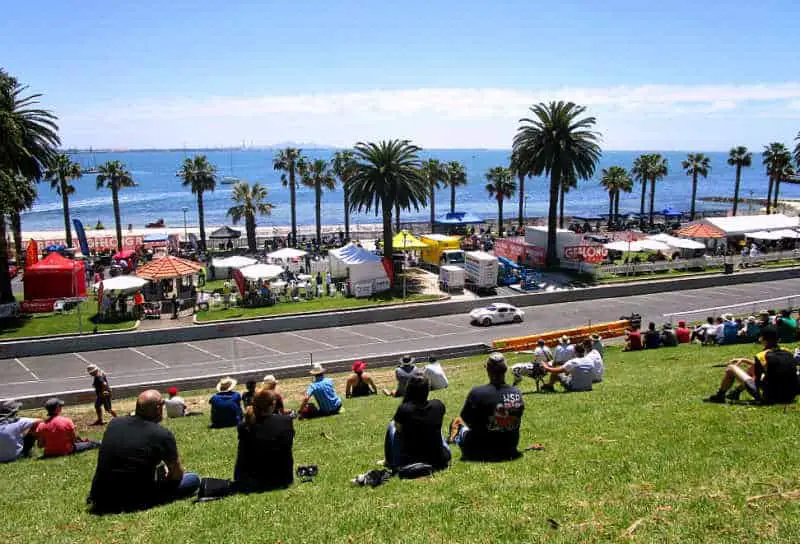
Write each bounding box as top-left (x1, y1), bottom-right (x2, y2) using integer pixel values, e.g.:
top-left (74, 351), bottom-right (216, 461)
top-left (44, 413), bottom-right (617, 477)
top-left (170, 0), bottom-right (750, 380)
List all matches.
top-left (469, 303), bottom-right (525, 326)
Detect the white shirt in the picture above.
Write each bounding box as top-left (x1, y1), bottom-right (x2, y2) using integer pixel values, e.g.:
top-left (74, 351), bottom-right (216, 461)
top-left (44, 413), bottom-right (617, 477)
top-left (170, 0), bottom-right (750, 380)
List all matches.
top-left (0, 417), bottom-right (37, 462)
top-left (165, 396), bottom-right (186, 418)
top-left (531, 346), bottom-right (553, 363)
top-left (584, 349), bottom-right (604, 382)
top-left (554, 344), bottom-right (576, 364)
top-left (561, 357), bottom-right (595, 391)
top-left (423, 362), bottom-right (449, 390)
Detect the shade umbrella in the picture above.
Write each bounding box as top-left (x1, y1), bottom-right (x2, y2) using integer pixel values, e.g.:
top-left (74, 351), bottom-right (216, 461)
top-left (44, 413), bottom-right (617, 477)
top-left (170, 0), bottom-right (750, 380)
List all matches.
top-left (135, 255), bottom-right (203, 280)
top-left (239, 264), bottom-right (284, 280)
top-left (213, 255), bottom-right (257, 269)
top-left (209, 226), bottom-right (242, 239)
top-left (267, 248), bottom-right (308, 260)
top-left (676, 223), bottom-right (725, 239)
top-left (95, 275), bottom-right (148, 294)
top-left (392, 230), bottom-right (428, 250)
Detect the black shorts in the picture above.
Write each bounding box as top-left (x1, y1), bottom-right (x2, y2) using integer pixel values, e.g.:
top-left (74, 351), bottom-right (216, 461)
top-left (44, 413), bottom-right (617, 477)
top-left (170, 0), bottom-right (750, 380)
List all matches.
top-left (95, 394), bottom-right (112, 411)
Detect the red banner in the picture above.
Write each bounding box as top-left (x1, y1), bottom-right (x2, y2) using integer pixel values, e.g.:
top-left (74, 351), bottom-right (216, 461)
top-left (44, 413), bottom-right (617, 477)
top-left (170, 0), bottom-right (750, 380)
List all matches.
top-left (563, 245), bottom-right (608, 264)
top-left (494, 238), bottom-right (545, 266)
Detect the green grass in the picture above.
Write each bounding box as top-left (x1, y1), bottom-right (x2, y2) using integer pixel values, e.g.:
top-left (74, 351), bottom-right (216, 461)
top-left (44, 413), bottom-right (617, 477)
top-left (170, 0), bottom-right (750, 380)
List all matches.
top-left (0, 299), bottom-right (136, 339)
top-left (5, 344), bottom-right (800, 542)
top-left (195, 290), bottom-right (441, 322)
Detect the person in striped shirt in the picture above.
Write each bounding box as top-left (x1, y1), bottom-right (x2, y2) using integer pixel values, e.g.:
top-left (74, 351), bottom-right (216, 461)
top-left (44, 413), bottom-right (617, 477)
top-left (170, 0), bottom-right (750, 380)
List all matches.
top-left (298, 364), bottom-right (342, 419)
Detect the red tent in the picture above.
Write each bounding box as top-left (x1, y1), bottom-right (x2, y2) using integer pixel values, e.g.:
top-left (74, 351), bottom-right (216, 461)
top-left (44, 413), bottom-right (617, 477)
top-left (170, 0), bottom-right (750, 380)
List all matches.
top-left (23, 252), bottom-right (86, 301)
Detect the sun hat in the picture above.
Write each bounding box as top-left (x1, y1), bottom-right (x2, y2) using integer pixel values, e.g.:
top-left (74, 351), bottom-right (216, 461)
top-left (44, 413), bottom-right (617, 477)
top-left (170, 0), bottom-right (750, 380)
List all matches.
top-left (747, 316), bottom-right (756, 323)
top-left (216, 377), bottom-right (237, 392)
top-left (167, 386), bottom-right (178, 396)
top-left (722, 313), bottom-right (734, 321)
top-left (44, 398), bottom-right (64, 414)
top-left (86, 364), bottom-right (99, 375)
top-left (560, 335), bottom-right (570, 344)
top-left (486, 352), bottom-right (507, 372)
top-left (309, 363), bottom-right (326, 375)
top-left (590, 334), bottom-right (601, 341)
top-left (263, 374), bottom-right (278, 385)
top-left (352, 360), bottom-right (367, 373)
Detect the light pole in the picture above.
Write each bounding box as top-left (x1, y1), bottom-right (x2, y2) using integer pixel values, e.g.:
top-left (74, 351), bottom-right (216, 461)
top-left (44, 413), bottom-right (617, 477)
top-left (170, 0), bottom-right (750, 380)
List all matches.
top-left (182, 207), bottom-right (188, 244)
top-left (402, 231), bottom-right (408, 300)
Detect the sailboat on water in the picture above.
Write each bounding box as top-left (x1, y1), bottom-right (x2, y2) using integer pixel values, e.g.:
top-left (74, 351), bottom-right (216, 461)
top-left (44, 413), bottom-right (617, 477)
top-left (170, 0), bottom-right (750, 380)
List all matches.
top-left (82, 147), bottom-right (99, 174)
top-left (221, 150), bottom-right (240, 185)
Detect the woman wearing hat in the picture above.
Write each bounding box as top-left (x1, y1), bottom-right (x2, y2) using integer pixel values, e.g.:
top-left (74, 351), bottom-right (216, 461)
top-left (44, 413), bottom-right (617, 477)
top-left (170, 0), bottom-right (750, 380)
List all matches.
top-left (209, 377), bottom-right (243, 428)
top-left (0, 399), bottom-right (41, 462)
top-left (346, 361), bottom-right (377, 398)
top-left (298, 364), bottom-right (342, 419)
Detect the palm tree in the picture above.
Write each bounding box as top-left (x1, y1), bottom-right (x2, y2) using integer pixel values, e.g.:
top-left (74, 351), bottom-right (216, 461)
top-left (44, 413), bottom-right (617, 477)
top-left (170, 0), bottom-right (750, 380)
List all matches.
top-left (646, 154), bottom-right (668, 226)
top-left (600, 166), bottom-right (632, 226)
top-left (227, 182), bottom-right (274, 252)
top-left (348, 140), bottom-right (426, 267)
top-left (300, 159), bottom-right (336, 243)
top-left (444, 161), bottom-right (467, 215)
top-left (681, 153), bottom-right (711, 220)
top-left (331, 150), bottom-right (358, 239)
top-left (8, 175), bottom-right (37, 264)
top-left (420, 158), bottom-right (447, 228)
top-left (762, 143), bottom-right (792, 214)
top-left (631, 154), bottom-right (650, 218)
top-left (273, 148), bottom-right (306, 246)
top-left (727, 146), bottom-right (752, 216)
top-left (44, 154), bottom-right (82, 248)
top-left (179, 155), bottom-right (216, 251)
top-left (509, 151), bottom-right (527, 228)
top-left (96, 160), bottom-right (136, 251)
top-left (0, 70), bottom-right (59, 303)
top-left (763, 143), bottom-right (793, 214)
top-left (794, 132), bottom-right (800, 168)
top-left (559, 171), bottom-right (577, 228)
top-left (512, 101), bottom-right (601, 267)
top-left (485, 167), bottom-right (516, 236)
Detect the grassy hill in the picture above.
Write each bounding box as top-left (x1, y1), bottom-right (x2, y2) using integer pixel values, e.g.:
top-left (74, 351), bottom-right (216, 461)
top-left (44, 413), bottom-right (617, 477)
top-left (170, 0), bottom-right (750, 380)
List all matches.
top-left (4, 343), bottom-right (800, 543)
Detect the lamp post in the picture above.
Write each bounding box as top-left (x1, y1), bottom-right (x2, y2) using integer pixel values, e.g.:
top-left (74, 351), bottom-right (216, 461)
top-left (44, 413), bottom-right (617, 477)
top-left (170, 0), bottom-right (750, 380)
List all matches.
top-left (402, 231), bottom-right (408, 300)
top-left (182, 207), bottom-right (188, 244)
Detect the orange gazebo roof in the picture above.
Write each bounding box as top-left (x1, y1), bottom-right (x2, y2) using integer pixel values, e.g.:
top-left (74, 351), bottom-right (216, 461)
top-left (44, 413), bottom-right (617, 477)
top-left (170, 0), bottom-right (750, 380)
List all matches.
top-left (135, 256), bottom-right (204, 280)
top-left (676, 222), bottom-right (725, 239)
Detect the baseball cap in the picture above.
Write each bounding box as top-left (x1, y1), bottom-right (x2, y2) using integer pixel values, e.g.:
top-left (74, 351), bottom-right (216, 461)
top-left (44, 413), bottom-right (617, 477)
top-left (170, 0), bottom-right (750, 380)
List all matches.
top-left (167, 386), bottom-right (178, 396)
top-left (44, 397), bottom-right (64, 414)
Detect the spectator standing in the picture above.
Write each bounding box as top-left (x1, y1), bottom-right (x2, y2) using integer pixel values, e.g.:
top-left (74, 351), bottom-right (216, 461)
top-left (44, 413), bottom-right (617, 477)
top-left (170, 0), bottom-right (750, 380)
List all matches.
top-left (209, 377), bottom-right (243, 428)
top-left (0, 399), bottom-right (41, 463)
top-left (87, 364), bottom-right (118, 426)
top-left (37, 398), bottom-right (100, 457)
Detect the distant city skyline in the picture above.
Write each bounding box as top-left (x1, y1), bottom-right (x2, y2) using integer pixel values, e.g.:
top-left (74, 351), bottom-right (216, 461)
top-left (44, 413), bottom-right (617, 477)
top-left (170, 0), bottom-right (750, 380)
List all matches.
top-left (4, 0), bottom-right (799, 150)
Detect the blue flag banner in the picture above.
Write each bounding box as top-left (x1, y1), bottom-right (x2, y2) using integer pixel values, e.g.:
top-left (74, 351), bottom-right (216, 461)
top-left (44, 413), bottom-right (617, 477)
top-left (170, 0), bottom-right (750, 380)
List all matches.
top-left (73, 219), bottom-right (90, 256)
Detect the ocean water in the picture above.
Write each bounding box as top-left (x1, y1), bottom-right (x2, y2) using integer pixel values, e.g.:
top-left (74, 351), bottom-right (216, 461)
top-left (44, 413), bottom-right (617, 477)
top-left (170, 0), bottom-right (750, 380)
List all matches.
top-left (21, 149), bottom-right (789, 232)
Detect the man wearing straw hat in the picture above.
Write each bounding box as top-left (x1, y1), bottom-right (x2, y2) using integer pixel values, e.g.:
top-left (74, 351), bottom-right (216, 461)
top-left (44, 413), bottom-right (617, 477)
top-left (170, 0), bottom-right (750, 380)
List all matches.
top-left (208, 377), bottom-right (243, 428)
top-left (87, 364), bottom-right (118, 426)
top-left (298, 363), bottom-right (342, 419)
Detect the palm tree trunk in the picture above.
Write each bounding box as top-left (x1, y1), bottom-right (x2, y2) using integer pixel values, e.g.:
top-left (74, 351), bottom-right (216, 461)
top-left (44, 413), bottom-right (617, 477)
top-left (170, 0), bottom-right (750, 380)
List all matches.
top-left (689, 173), bottom-right (698, 221)
top-left (315, 181), bottom-right (322, 244)
top-left (732, 165), bottom-right (742, 216)
top-left (11, 212), bottom-right (22, 265)
top-left (766, 178), bottom-right (774, 214)
top-left (639, 180), bottom-right (646, 216)
top-left (246, 214), bottom-right (256, 252)
top-left (395, 202), bottom-right (400, 231)
top-left (497, 197), bottom-right (503, 238)
top-left (559, 183), bottom-right (565, 229)
top-left (773, 178), bottom-right (781, 213)
top-left (289, 168), bottom-right (297, 246)
top-left (648, 176), bottom-right (656, 226)
top-left (517, 172), bottom-right (525, 228)
top-left (382, 202), bottom-right (394, 286)
top-left (0, 216), bottom-right (12, 304)
top-left (608, 193), bottom-right (614, 227)
top-left (450, 184), bottom-right (456, 214)
top-left (429, 182), bottom-right (435, 230)
top-left (61, 184), bottom-right (73, 248)
top-left (614, 192), bottom-right (620, 222)
top-left (197, 191), bottom-right (206, 251)
top-left (343, 184), bottom-right (350, 239)
top-left (112, 187), bottom-right (122, 251)
top-left (546, 170), bottom-right (560, 268)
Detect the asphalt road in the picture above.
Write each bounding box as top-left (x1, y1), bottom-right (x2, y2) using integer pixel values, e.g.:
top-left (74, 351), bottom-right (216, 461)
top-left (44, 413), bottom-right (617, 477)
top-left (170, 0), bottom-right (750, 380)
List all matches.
top-left (3, 277), bottom-right (800, 400)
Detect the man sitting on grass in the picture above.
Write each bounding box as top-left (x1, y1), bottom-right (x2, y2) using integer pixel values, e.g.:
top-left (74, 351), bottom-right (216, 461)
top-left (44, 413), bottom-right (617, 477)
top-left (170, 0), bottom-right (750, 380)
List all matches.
top-left (209, 377), bottom-right (243, 428)
top-left (165, 387), bottom-right (202, 418)
top-left (644, 322), bottom-right (661, 349)
top-left (37, 398), bottom-right (100, 458)
top-left (298, 364), bottom-right (342, 419)
top-left (383, 355), bottom-right (423, 397)
top-left (776, 309), bottom-right (797, 344)
top-left (704, 327), bottom-right (800, 405)
top-left (660, 323), bottom-right (678, 347)
top-left (88, 390), bottom-right (200, 513)
top-left (423, 356), bottom-right (449, 391)
top-left (623, 326), bottom-right (643, 351)
top-left (0, 399), bottom-right (41, 463)
top-left (512, 339), bottom-right (553, 386)
top-left (675, 320), bottom-right (692, 344)
top-left (541, 344), bottom-right (596, 392)
top-left (448, 352), bottom-right (524, 462)
top-left (582, 339), bottom-right (604, 383)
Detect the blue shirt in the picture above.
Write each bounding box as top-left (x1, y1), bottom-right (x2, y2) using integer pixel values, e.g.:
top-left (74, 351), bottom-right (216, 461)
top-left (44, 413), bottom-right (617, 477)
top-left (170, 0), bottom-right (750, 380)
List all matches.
top-left (722, 322), bottom-right (739, 344)
top-left (306, 377), bottom-right (342, 413)
top-left (209, 391), bottom-right (243, 428)
top-left (0, 418), bottom-right (37, 462)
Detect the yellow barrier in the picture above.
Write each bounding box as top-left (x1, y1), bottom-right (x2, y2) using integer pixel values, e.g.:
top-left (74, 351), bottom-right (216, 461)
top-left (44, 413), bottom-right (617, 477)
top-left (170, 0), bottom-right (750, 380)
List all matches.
top-left (492, 320), bottom-right (631, 352)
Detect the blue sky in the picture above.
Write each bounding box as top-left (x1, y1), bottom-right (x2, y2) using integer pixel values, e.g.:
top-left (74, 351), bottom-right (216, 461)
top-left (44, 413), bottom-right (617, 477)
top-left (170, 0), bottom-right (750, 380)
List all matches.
top-left (4, 0), bottom-right (800, 149)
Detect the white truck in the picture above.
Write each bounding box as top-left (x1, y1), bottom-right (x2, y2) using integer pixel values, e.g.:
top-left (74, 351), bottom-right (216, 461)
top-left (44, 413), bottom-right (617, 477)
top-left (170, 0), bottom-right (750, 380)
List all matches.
top-left (438, 265), bottom-right (465, 292)
top-left (463, 251), bottom-right (499, 293)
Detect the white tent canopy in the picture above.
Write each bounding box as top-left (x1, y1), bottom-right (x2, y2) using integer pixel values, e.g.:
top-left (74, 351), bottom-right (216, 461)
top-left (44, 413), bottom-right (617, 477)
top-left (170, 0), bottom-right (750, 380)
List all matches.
top-left (604, 240), bottom-right (671, 252)
top-left (706, 214), bottom-right (799, 236)
top-left (746, 230), bottom-right (784, 240)
top-left (329, 244), bottom-right (388, 283)
top-left (239, 263), bottom-right (284, 281)
top-left (95, 275), bottom-right (148, 293)
top-left (647, 233), bottom-right (706, 250)
top-left (267, 248), bottom-right (307, 261)
top-left (213, 256), bottom-right (258, 269)
top-left (770, 229), bottom-right (800, 239)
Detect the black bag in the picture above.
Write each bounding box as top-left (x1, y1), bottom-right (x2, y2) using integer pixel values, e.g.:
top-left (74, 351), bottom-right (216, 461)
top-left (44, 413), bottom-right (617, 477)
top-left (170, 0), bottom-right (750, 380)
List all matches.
top-left (762, 349), bottom-right (800, 404)
top-left (195, 478), bottom-right (236, 502)
top-left (397, 463), bottom-right (434, 480)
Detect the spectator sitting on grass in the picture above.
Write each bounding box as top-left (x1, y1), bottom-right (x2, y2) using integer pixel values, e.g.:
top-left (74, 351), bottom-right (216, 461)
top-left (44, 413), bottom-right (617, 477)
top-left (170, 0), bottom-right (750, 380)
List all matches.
top-left (553, 336), bottom-right (575, 365)
top-left (165, 387), bottom-right (202, 418)
top-left (582, 339), bottom-right (605, 383)
top-left (37, 398), bottom-right (100, 458)
top-left (512, 339), bottom-right (553, 386)
top-left (209, 377), bottom-right (243, 429)
top-left (346, 360), bottom-right (377, 398)
top-left (718, 314), bottom-right (739, 345)
top-left (262, 375), bottom-right (288, 415)
top-left (234, 388), bottom-right (294, 493)
top-left (298, 364), bottom-right (342, 419)
top-left (383, 355), bottom-right (423, 397)
top-left (88, 390), bottom-right (201, 513)
top-left (242, 380), bottom-right (257, 408)
top-left (739, 316), bottom-right (761, 342)
top-left (776, 309), bottom-right (797, 343)
top-left (704, 327), bottom-right (800, 405)
top-left (448, 352), bottom-right (524, 462)
top-left (691, 317), bottom-right (715, 344)
top-left (0, 399), bottom-right (41, 463)
top-left (541, 344), bottom-right (596, 392)
top-left (384, 375), bottom-right (451, 472)
top-left (623, 326), bottom-right (643, 351)
top-left (644, 322), bottom-right (661, 349)
top-left (423, 356), bottom-right (449, 391)
top-left (660, 323), bottom-right (678, 347)
top-left (590, 334), bottom-right (605, 355)
top-left (675, 321), bottom-right (691, 344)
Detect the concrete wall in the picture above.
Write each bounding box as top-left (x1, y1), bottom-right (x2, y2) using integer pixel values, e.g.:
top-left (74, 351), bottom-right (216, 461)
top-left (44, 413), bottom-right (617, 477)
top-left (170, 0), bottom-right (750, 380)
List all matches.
top-left (3, 266), bottom-right (798, 360)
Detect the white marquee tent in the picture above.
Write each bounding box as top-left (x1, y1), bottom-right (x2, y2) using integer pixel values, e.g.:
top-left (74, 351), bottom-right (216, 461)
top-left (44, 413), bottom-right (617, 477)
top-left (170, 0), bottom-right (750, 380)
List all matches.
top-left (746, 230), bottom-right (784, 240)
top-left (705, 214), bottom-right (799, 236)
top-left (267, 248), bottom-right (307, 261)
top-left (329, 244), bottom-right (388, 283)
top-left (647, 233), bottom-right (706, 250)
top-left (212, 256), bottom-right (258, 269)
top-left (604, 239), bottom-right (671, 252)
top-left (239, 264), bottom-right (284, 281)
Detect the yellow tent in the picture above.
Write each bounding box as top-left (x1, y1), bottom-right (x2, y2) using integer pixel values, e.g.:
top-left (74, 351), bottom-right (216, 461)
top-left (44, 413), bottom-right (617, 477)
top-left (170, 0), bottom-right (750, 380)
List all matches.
top-left (392, 230), bottom-right (429, 250)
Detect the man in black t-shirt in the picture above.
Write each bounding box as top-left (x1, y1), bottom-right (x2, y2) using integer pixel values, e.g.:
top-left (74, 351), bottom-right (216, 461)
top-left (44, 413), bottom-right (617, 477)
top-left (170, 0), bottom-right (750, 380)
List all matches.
top-left (384, 376), bottom-right (450, 471)
top-left (448, 352), bottom-right (525, 461)
top-left (88, 390), bottom-right (200, 513)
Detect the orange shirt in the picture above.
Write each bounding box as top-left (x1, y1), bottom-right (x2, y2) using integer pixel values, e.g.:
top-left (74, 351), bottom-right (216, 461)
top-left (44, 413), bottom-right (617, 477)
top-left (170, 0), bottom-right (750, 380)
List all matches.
top-left (134, 292), bottom-right (145, 305)
top-left (37, 416), bottom-right (76, 457)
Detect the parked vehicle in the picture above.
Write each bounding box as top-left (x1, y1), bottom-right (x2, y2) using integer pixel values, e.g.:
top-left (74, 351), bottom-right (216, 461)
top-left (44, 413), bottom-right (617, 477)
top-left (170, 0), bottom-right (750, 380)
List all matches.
top-left (464, 250), bottom-right (498, 292)
top-left (469, 302), bottom-right (525, 326)
top-left (420, 234), bottom-right (463, 268)
top-left (439, 265), bottom-right (465, 292)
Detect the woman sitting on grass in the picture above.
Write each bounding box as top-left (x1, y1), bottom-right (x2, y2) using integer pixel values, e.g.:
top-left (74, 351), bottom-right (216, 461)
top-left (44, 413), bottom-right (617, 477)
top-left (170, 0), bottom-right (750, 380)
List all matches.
top-left (234, 388), bottom-right (295, 492)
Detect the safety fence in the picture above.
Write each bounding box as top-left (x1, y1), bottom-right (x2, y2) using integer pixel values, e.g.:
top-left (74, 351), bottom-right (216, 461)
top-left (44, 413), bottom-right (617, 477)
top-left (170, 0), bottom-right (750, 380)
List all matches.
top-left (491, 319), bottom-right (631, 352)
